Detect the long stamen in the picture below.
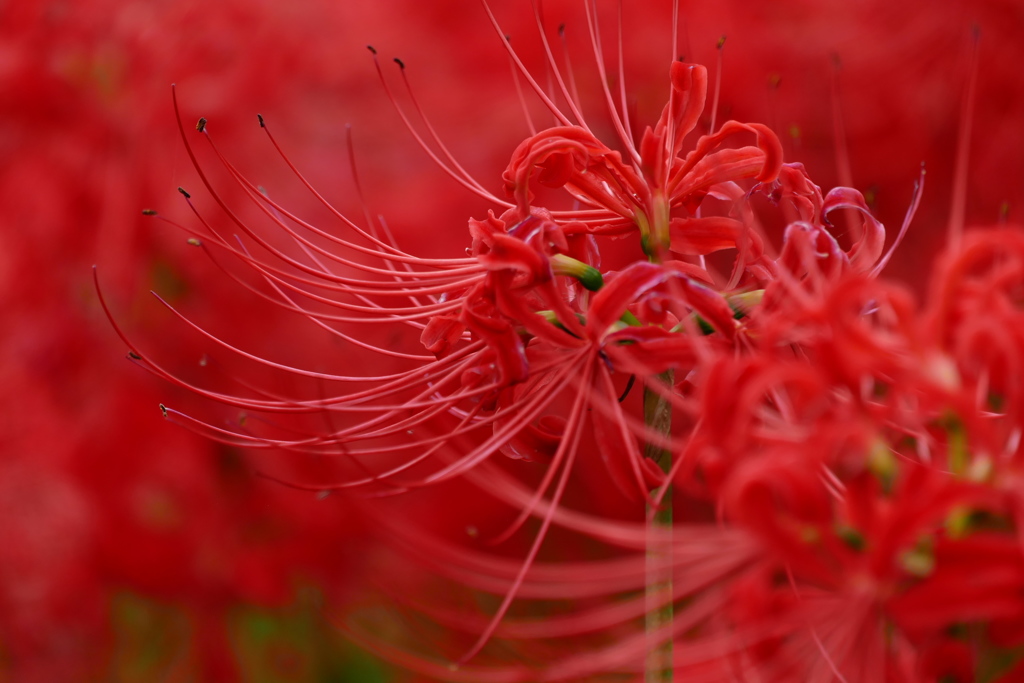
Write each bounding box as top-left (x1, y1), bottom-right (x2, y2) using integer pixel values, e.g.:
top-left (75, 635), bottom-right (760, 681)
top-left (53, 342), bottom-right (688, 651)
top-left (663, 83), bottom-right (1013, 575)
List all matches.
top-left (708, 35), bottom-right (725, 135)
top-left (457, 354), bottom-right (596, 665)
top-left (368, 47), bottom-right (514, 206)
top-left (948, 25), bottom-right (981, 247)
top-left (581, 0), bottom-right (642, 164)
top-left (479, 0), bottom-right (575, 127)
top-left (529, 0), bottom-right (590, 128)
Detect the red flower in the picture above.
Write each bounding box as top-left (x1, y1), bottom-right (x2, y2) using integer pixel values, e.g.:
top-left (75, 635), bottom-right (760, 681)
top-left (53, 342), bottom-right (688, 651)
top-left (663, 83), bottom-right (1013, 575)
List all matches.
top-left (80, 0), bottom-right (1024, 681)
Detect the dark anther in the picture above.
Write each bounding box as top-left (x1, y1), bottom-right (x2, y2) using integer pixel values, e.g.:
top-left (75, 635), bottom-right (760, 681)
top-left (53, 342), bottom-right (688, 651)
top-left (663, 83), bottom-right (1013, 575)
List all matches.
top-left (367, 45), bottom-right (377, 55)
top-left (257, 113), bottom-right (265, 128)
top-left (196, 117), bottom-right (207, 132)
top-left (558, 23), bottom-right (565, 37)
top-left (717, 35), bottom-right (727, 49)
top-left (394, 57), bottom-right (405, 70)
top-left (141, 209), bottom-right (157, 216)
top-left (177, 187), bottom-right (191, 199)
top-left (127, 351), bottom-right (141, 360)
top-left (618, 375), bottom-right (637, 403)
top-left (159, 404), bottom-right (168, 418)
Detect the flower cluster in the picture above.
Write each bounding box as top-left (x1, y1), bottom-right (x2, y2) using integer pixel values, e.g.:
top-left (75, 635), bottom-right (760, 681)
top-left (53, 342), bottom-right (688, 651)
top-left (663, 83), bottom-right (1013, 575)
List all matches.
top-left (101, 1), bottom-right (1024, 681)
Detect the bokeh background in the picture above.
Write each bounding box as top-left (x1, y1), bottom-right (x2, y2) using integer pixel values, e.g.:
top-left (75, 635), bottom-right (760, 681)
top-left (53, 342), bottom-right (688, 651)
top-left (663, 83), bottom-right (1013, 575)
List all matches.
top-left (2, 0), bottom-right (1021, 680)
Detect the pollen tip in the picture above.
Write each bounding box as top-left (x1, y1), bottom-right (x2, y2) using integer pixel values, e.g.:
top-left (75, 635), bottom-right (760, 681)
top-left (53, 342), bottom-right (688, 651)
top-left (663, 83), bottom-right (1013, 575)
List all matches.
top-left (558, 23), bottom-right (565, 37)
top-left (717, 35), bottom-right (727, 49)
top-left (141, 208), bottom-right (157, 216)
top-left (195, 116), bottom-right (207, 132)
top-left (177, 187), bottom-right (191, 199)
top-left (366, 44), bottom-right (377, 55)
top-left (128, 351), bottom-right (141, 360)
top-left (393, 57), bottom-right (405, 70)
top-left (187, 238), bottom-right (202, 247)
top-left (257, 113), bottom-right (265, 127)
top-left (159, 403), bottom-right (168, 418)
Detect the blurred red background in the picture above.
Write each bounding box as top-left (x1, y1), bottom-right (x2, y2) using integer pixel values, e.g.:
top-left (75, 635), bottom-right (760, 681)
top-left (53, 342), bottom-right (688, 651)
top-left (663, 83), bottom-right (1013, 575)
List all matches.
top-left (1, 0), bottom-right (1020, 680)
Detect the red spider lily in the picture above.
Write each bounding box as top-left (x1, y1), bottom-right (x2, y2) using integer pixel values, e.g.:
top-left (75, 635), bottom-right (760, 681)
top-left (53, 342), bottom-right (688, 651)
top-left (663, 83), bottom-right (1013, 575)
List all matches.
top-left (92, 0), bottom-right (1024, 681)
top-left (101, 0), bottom-right (819, 492)
top-left (97, 0), bottom-right (933, 676)
top-left (332, 229), bottom-right (1024, 682)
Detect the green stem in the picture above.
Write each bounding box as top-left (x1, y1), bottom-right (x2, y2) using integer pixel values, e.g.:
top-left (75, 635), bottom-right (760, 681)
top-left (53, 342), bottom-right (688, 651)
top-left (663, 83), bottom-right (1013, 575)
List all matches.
top-left (644, 371), bottom-right (674, 681)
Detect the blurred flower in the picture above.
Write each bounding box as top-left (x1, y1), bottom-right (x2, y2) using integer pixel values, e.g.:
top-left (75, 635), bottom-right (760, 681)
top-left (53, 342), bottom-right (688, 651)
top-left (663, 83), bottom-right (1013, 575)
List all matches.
top-left (1, 0), bottom-right (464, 678)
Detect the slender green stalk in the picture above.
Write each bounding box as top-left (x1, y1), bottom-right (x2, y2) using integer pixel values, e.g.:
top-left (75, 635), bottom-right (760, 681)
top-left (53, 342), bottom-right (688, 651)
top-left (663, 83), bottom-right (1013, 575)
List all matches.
top-left (644, 371), bottom-right (674, 682)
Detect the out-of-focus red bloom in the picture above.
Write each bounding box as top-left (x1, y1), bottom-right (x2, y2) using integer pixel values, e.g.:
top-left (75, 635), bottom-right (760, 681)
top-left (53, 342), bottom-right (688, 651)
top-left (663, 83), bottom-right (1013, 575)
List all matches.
top-left (1, 0), bottom-right (485, 678)
top-left (0, 368), bottom-right (102, 681)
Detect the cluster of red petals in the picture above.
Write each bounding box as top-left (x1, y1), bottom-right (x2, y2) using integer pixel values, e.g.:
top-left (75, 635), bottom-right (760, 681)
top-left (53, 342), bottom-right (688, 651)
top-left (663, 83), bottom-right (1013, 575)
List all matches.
top-left (358, 222), bottom-right (1024, 681)
top-left (681, 226), bottom-right (1024, 682)
top-left (341, 37), bottom-right (1024, 683)
top-left (100, 1), bottom-right (1024, 681)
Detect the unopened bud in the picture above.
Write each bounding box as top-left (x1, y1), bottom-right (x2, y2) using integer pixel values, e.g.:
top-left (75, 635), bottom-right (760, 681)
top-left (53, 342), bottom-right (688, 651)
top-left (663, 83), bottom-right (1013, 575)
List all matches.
top-left (550, 254), bottom-right (603, 291)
